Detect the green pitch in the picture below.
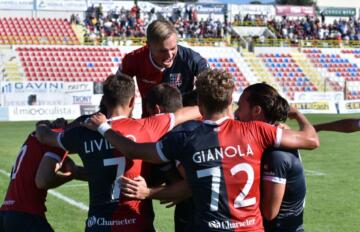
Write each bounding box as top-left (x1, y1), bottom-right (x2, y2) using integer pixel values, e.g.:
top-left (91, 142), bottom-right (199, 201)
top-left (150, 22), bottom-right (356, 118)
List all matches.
top-left (0, 114), bottom-right (360, 232)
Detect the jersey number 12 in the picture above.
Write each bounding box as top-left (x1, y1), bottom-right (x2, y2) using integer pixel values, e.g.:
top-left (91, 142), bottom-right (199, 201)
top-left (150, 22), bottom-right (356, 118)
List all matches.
top-left (197, 163), bottom-right (256, 211)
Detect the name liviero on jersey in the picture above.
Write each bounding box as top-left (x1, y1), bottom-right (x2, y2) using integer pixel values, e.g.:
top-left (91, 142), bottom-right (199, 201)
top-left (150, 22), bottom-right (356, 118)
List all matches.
top-left (84, 138), bottom-right (114, 154)
top-left (193, 145), bottom-right (254, 164)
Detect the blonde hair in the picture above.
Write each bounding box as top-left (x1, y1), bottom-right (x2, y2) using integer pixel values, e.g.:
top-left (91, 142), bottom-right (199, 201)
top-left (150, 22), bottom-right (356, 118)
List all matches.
top-left (146, 20), bottom-right (177, 44)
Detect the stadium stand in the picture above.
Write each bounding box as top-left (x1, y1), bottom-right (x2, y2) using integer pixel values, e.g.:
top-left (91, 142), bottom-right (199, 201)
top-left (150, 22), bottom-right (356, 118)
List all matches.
top-left (259, 52), bottom-right (318, 99)
top-left (304, 48), bottom-right (360, 98)
top-left (194, 47), bottom-right (252, 92)
top-left (242, 50), bottom-right (283, 91)
top-left (0, 17), bottom-right (80, 45)
top-left (16, 46), bottom-right (122, 82)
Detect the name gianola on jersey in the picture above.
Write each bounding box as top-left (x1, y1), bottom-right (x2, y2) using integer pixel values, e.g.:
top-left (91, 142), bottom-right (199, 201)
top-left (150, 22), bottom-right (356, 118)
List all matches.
top-left (192, 144), bottom-right (254, 164)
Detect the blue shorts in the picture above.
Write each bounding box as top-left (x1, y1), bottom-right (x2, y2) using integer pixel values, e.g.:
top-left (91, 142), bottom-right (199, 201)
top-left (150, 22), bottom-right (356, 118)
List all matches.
top-left (0, 211), bottom-right (53, 232)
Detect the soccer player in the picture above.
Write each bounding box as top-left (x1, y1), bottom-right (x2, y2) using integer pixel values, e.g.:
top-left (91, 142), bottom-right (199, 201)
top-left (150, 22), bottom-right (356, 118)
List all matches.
top-left (83, 69), bottom-right (319, 232)
top-left (35, 74), bottom-right (200, 232)
top-left (117, 19), bottom-right (208, 115)
top-left (314, 118), bottom-right (360, 133)
top-left (234, 83), bottom-right (306, 232)
top-left (144, 84), bottom-right (195, 232)
top-left (0, 120), bottom-right (84, 232)
top-left (144, 83), bottom-right (183, 117)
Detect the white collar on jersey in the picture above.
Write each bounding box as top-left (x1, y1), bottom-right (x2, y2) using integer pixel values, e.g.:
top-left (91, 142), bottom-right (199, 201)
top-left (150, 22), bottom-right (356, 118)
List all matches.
top-left (107, 115), bottom-right (127, 122)
top-left (203, 116), bottom-right (230, 125)
top-left (149, 51), bottom-right (165, 72)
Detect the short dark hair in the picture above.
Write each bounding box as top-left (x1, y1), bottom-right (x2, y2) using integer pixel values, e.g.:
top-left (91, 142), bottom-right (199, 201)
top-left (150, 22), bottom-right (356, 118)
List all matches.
top-left (102, 73), bottom-right (135, 108)
top-left (243, 83), bottom-right (289, 124)
top-left (196, 69), bottom-right (234, 114)
top-left (182, 90), bottom-right (198, 107)
top-left (145, 83), bottom-right (183, 113)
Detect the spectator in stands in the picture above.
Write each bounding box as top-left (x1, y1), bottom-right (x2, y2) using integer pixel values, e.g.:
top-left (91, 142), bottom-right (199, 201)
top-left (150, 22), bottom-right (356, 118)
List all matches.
top-left (268, 16), bottom-right (360, 41)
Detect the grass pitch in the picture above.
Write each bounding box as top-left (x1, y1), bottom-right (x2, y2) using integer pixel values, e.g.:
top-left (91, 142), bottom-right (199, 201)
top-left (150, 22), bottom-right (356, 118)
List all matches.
top-left (1, 114), bottom-right (360, 232)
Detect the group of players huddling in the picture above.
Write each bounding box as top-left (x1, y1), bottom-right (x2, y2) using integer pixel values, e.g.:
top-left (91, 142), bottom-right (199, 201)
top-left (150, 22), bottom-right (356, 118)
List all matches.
top-left (1, 19), bottom-right (359, 232)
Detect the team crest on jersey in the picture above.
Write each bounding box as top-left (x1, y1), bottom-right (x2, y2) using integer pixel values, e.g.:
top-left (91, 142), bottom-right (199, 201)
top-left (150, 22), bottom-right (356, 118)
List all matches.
top-left (169, 73), bottom-right (182, 87)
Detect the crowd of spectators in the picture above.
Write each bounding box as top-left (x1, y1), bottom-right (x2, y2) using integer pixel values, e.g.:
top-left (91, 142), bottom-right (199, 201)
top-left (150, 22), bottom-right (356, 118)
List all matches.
top-left (74, 4), bottom-right (230, 40)
top-left (269, 16), bottom-right (360, 41)
top-left (75, 4), bottom-right (360, 42)
top-left (167, 6), bottom-right (230, 39)
top-left (233, 14), bottom-right (267, 26)
top-left (75, 4), bottom-right (149, 40)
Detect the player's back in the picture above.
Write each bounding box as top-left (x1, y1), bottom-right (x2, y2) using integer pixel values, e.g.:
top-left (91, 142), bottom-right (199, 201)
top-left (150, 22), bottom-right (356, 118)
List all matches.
top-left (59, 114), bottom-right (174, 231)
top-left (0, 133), bottom-right (64, 217)
top-left (159, 118), bottom-right (279, 232)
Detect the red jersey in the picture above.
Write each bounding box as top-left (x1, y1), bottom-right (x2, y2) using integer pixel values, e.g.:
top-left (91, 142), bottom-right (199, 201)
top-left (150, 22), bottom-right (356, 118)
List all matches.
top-left (119, 45), bottom-right (207, 99)
top-left (156, 117), bottom-right (282, 232)
top-left (121, 46), bottom-right (163, 99)
top-left (0, 133), bottom-right (67, 218)
top-left (58, 113), bottom-right (175, 232)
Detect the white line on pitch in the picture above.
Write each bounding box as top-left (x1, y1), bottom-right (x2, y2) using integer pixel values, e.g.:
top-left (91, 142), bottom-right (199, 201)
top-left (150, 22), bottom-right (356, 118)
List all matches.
top-left (0, 168), bottom-right (88, 211)
top-left (61, 183), bottom-right (88, 188)
top-left (304, 169), bottom-right (326, 176)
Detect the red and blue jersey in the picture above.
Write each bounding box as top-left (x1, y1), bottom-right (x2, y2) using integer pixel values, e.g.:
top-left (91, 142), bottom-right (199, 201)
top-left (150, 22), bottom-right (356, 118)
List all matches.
top-left (57, 113), bottom-right (174, 232)
top-left (156, 117), bottom-right (282, 232)
top-left (0, 133), bottom-right (67, 218)
top-left (119, 45), bottom-right (208, 99)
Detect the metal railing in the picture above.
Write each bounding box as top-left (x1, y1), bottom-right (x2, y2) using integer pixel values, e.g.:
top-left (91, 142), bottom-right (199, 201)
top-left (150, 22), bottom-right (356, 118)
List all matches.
top-left (254, 38), bottom-right (360, 49)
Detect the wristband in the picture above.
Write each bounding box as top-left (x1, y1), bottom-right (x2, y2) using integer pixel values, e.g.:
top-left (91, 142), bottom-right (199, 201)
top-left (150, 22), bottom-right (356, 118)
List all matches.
top-left (97, 122), bottom-right (111, 136)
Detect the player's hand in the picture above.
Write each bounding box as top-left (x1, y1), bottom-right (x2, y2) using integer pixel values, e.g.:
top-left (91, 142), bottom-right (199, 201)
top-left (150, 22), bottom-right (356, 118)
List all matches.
top-left (275, 122), bottom-right (291, 130)
top-left (36, 120), bottom-right (51, 127)
top-left (82, 112), bottom-right (107, 131)
top-left (57, 157), bottom-right (77, 178)
top-left (287, 106), bottom-right (300, 120)
top-left (52, 118), bottom-right (68, 129)
top-left (121, 176), bottom-right (150, 200)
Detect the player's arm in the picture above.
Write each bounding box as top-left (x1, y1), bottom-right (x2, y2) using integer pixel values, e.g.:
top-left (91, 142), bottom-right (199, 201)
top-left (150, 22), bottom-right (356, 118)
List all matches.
top-left (173, 106), bottom-right (201, 127)
top-left (261, 181), bottom-right (286, 220)
top-left (314, 119), bottom-right (360, 133)
top-left (83, 113), bottom-right (182, 164)
top-left (35, 155), bottom-right (85, 189)
top-left (116, 52), bottom-right (135, 77)
top-left (36, 124), bottom-right (81, 155)
top-left (121, 176), bottom-right (192, 202)
top-left (261, 150), bottom-right (289, 220)
top-left (104, 129), bottom-right (162, 163)
top-left (188, 48), bottom-right (208, 75)
top-left (279, 107), bottom-right (320, 150)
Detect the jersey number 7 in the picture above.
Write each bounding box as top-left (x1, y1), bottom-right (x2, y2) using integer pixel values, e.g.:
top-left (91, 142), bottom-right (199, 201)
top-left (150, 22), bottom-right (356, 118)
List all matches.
top-left (197, 163), bottom-right (256, 212)
top-left (103, 157), bottom-right (126, 200)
